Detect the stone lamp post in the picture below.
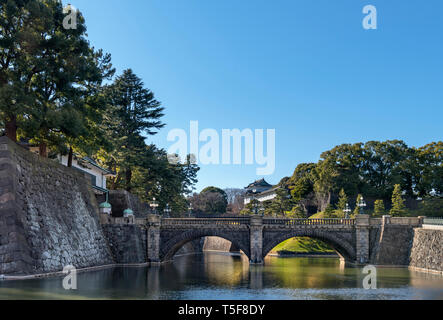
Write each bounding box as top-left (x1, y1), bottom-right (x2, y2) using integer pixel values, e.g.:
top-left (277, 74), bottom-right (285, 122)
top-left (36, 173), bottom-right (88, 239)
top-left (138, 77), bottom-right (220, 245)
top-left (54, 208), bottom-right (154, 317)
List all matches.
top-left (357, 196), bottom-right (367, 215)
top-left (99, 201), bottom-right (112, 215)
top-left (150, 197), bottom-right (159, 215)
top-left (252, 197), bottom-right (263, 216)
top-left (164, 204), bottom-right (171, 218)
top-left (343, 203), bottom-right (352, 219)
top-left (123, 208), bottom-right (134, 218)
top-left (99, 192), bottom-right (112, 215)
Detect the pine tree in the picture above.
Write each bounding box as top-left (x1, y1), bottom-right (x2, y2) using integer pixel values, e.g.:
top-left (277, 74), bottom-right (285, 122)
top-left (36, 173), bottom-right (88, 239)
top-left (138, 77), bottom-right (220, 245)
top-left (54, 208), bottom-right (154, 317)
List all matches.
top-left (16, 1), bottom-right (111, 157)
top-left (374, 200), bottom-right (385, 216)
top-left (390, 184), bottom-right (406, 216)
top-left (269, 188), bottom-right (293, 217)
top-left (104, 69), bottom-right (165, 191)
top-left (324, 204), bottom-right (336, 218)
top-left (0, 0), bottom-right (48, 142)
top-left (287, 205), bottom-right (305, 218)
top-left (337, 189), bottom-right (348, 211)
top-left (66, 50), bottom-right (115, 165)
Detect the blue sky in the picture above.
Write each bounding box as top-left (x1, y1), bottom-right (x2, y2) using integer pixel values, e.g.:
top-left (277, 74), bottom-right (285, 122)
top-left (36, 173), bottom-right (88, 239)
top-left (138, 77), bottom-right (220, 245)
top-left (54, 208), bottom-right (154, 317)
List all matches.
top-left (71, 0), bottom-right (443, 192)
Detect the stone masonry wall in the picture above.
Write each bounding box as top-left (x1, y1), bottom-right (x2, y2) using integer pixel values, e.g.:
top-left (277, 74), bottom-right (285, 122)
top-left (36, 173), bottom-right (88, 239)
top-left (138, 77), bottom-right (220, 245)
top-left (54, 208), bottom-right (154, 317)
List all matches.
top-left (409, 228), bottom-right (443, 272)
top-left (368, 226), bottom-right (382, 262)
top-left (370, 224), bottom-right (415, 265)
top-left (203, 237), bottom-right (240, 253)
top-left (102, 225), bottom-right (147, 264)
top-left (0, 137), bottom-right (113, 275)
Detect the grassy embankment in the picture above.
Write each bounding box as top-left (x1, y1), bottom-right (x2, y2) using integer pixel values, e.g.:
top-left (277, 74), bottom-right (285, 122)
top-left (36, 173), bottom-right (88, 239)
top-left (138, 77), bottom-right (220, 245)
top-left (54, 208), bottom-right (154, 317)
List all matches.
top-left (270, 212), bottom-right (336, 255)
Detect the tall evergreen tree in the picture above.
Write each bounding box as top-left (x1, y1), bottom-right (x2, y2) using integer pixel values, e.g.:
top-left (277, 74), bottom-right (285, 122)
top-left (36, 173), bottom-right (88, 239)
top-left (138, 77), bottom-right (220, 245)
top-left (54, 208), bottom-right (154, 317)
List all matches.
top-left (65, 49), bottom-right (115, 166)
top-left (11, 1), bottom-right (111, 157)
top-left (337, 188), bottom-right (348, 211)
top-left (390, 184), bottom-right (406, 216)
top-left (0, 0), bottom-right (48, 141)
top-left (324, 204), bottom-right (336, 218)
top-left (105, 69), bottom-right (165, 190)
top-left (269, 187), bottom-right (293, 217)
top-left (374, 200), bottom-right (385, 216)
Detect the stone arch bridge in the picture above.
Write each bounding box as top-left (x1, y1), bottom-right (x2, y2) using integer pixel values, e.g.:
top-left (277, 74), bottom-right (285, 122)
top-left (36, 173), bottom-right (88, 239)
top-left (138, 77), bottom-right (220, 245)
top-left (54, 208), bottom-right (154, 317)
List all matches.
top-left (145, 215), bottom-right (423, 265)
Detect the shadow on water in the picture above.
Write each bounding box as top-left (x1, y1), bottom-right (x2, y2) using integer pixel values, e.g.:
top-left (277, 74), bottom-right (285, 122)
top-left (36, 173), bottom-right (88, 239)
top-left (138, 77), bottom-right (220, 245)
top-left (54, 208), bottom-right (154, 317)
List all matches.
top-left (0, 252), bottom-right (442, 300)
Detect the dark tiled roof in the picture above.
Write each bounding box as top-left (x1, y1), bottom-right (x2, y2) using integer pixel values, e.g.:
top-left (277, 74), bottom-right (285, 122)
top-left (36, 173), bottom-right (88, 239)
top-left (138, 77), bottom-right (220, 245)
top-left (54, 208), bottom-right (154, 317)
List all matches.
top-left (245, 178), bottom-right (272, 189)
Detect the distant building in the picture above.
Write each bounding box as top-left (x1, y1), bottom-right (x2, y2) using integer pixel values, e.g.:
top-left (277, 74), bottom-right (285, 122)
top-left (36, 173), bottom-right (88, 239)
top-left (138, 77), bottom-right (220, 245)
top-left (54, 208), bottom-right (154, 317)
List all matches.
top-left (244, 178), bottom-right (278, 205)
top-left (57, 155), bottom-right (115, 196)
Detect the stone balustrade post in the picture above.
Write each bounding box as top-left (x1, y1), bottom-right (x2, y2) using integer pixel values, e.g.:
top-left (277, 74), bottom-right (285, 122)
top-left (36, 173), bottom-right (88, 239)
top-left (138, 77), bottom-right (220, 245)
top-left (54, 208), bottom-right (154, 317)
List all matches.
top-left (417, 216), bottom-right (426, 227)
top-left (355, 214), bottom-right (370, 264)
top-left (382, 215), bottom-right (391, 226)
top-left (250, 215), bottom-right (264, 264)
top-left (147, 214), bottom-right (161, 265)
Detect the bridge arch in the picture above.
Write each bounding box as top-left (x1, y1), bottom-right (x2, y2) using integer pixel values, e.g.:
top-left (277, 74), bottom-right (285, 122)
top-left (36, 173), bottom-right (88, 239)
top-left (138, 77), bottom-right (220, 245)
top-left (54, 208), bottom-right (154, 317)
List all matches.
top-left (160, 229), bottom-right (251, 262)
top-left (262, 230), bottom-right (356, 262)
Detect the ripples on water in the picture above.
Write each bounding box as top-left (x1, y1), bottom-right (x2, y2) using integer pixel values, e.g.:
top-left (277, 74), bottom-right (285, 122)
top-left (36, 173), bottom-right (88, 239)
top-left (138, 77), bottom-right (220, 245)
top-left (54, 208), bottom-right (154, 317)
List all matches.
top-left (0, 252), bottom-right (442, 300)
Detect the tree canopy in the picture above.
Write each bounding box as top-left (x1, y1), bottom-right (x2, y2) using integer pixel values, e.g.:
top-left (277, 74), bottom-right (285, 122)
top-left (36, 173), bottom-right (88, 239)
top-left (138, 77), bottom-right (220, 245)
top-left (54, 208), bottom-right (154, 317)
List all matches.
top-left (0, 0), bottom-right (200, 215)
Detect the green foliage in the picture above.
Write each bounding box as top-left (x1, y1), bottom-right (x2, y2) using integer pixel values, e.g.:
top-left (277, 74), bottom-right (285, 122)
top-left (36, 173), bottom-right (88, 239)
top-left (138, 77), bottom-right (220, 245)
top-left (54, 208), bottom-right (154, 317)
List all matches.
top-left (334, 189), bottom-right (348, 218)
top-left (337, 188), bottom-right (348, 211)
top-left (268, 187), bottom-right (293, 217)
top-left (271, 237), bottom-right (335, 254)
top-left (312, 160), bottom-right (338, 212)
top-left (288, 163), bottom-right (316, 200)
top-left (201, 187), bottom-right (228, 202)
top-left (390, 184), bottom-right (406, 216)
top-left (286, 205), bottom-right (306, 218)
top-left (0, 0), bottom-right (43, 141)
top-left (415, 142), bottom-right (443, 197)
top-left (241, 198), bottom-right (262, 216)
top-left (374, 200), bottom-right (385, 216)
top-left (417, 197), bottom-right (443, 217)
top-left (18, 1), bottom-right (107, 155)
top-left (129, 150), bottom-right (199, 215)
top-left (2, 1), bottom-right (441, 219)
top-left (191, 187), bottom-right (228, 215)
top-left (324, 204), bottom-right (336, 218)
top-left (283, 140), bottom-right (442, 216)
top-left (102, 69), bottom-right (165, 191)
top-left (0, 0), bottom-right (199, 217)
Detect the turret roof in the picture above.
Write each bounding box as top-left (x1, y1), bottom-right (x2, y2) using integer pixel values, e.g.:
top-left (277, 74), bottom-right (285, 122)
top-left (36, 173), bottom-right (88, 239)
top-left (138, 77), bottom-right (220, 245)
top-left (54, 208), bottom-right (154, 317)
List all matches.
top-left (245, 178), bottom-right (272, 189)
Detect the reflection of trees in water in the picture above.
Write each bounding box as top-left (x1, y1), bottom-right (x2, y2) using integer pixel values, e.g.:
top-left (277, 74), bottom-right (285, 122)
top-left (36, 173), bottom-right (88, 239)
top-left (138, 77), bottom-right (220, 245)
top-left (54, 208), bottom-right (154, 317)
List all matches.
top-left (203, 253), bottom-right (249, 287)
top-left (262, 257), bottom-right (346, 289)
top-left (1, 257), bottom-right (442, 299)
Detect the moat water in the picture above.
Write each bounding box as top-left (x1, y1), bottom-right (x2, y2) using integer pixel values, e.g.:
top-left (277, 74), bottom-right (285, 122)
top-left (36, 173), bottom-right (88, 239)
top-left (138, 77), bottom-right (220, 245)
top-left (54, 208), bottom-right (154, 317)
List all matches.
top-left (0, 252), bottom-right (442, 300)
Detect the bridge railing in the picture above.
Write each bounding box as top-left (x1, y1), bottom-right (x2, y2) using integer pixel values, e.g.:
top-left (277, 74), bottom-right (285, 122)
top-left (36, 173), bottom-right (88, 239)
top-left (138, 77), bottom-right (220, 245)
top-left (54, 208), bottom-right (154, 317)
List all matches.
top-left (160, 217), bottom-right (357, 227)
top-left (161, 218), bottom-right (250, 226)
top-left (263, 218), bottom-right (355, 226)
top-left (423, 217), bottom-right (443, 226)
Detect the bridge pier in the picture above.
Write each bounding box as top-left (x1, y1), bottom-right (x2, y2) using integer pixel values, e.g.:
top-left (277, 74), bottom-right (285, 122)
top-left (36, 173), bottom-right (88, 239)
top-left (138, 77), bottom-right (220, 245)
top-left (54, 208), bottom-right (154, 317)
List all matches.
top-left (147, 214), bottom-right (161, 265)
top-left (355, 214), bottom-right (370, 264)
top-left (250, 215), bottom-right (264, 264)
